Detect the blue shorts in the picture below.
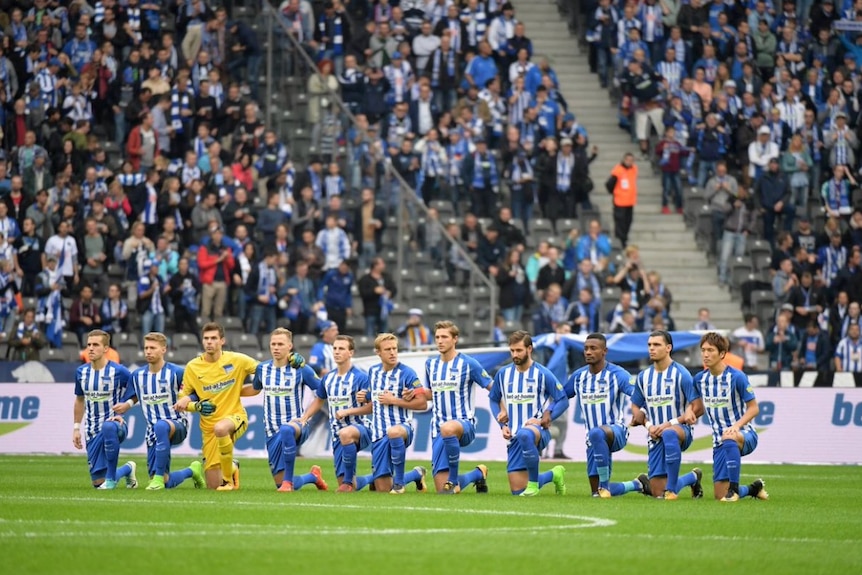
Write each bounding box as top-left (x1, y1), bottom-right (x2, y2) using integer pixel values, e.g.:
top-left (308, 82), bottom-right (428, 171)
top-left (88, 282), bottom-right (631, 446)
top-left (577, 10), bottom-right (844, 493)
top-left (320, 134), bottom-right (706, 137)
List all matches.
top-left (371, 424), bottom-right (415, 480)
top-left (647, 425), bottom-right (693, 479)
top-left (506, 426), bottom-right (551, 473)
top-left (266, 423), bottom-right (312, 477)
top-left (431, 419), bottom-right (476, 475)
top-left (86, 421), bottom-right (128, 481)
top-left (146, 420), bottom-right (188, 477)
top-left (332, 423), bottom-right (372, 479)
top-left (712, 429), bottom-right (759, 483)
top-left (585, 424), bottom-right (629, 477)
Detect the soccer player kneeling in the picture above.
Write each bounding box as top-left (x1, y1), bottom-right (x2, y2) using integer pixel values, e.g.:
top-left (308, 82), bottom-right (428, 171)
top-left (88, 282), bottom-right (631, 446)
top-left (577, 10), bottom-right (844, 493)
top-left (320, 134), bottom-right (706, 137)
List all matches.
top-left (695, 332), bottom-right (768, 502)
top-left (489, 331), bottom-right (568, 496)
top-left (298, 335), bottom-right (382, 492)
top-left (174, 323), bottom-right (258, 490)
top-left (359, 334), bottom-right (428, 494)
top-left (73, 330), bottom-right (137, 489)
top-left (248, 328), bottom-right (327, 492)
top-left (113, 332), bottom-right (204, 490)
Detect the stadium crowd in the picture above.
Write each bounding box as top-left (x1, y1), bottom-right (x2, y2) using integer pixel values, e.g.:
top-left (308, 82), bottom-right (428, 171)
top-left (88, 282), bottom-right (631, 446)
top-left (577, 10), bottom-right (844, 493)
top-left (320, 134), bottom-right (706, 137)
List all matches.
top-left (0, 0), bottom-right (858, 381)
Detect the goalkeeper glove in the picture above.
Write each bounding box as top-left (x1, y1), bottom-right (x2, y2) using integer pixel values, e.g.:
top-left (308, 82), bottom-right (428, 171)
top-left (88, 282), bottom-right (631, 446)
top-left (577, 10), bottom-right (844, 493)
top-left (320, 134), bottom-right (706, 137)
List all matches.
top-left (189, 399), bottom-right (216, 416)
top-left (288, 352), bottom-right (306, 369)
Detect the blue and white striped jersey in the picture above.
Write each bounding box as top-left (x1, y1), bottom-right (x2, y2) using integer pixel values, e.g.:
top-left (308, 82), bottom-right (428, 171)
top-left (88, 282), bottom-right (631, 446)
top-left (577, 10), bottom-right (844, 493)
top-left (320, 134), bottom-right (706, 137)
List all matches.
top-left (316, 366), bottom-right (370, 438)
top-left (694, 366), bottom-right (757, 448)
top-left (123, 362), bottom-right (188, 447)
top-left (632, 361), bottom-right (699, 426)
top-left (489, 362), bottom-right (566, 435)
top-left (252, 361), bottom-right (320, 438)
top-left (835, 337), bottom-right (862, 372)
top-left (565, 361), bottom-right (634, 430)
top-left (424, 352), bottom-right (493, 438)
top-left (367, 362), bottom-right (423, 442)
top-left (74, 361), bottom-right (131, 441)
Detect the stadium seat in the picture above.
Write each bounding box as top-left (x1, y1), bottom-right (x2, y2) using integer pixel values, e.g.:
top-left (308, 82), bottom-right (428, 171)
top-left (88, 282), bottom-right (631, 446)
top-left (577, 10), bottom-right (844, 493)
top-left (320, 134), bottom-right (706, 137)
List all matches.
top-left (171, 349), bottom-right (197, 364)
top-left (62, 331), bottom-right (80, 348)
top-left (753, 254), bottom-right (773, 273)
top-left (294, 334), bottom-right (317, 349)
top-left (425, 269), bottom-right (447, 289)
top-left (42, 348), bottom-right (65, 362)
top-left (174, 333), bottom-right (199, 349)
top-left (117, 344), bottom-right (140, 364)
top-left (113, 332), bottom-right (139, 348)
top-left (230, 333), bottom-right (261, 352)
top-left (747, 239), bottom-right (772, 261)
top-left (728, 256), bottom-right (754, 279)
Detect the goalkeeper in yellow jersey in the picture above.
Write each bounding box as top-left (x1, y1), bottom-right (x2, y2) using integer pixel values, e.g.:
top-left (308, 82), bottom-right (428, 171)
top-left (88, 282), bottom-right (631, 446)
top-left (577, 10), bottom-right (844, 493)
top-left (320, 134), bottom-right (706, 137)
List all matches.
top-left (174, 322), bottom-right (261, 490)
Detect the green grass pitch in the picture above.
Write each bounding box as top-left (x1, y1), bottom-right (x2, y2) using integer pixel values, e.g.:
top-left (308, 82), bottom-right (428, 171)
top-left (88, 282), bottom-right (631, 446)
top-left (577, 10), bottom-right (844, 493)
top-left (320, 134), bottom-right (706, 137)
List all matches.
top-left (2, 455), bottom-right (860, 575)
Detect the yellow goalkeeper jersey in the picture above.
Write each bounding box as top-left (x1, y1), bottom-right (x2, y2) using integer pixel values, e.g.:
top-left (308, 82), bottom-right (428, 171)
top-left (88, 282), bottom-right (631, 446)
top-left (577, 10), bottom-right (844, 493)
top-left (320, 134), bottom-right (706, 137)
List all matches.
top-left (181, 351), bottom-right (258, 428)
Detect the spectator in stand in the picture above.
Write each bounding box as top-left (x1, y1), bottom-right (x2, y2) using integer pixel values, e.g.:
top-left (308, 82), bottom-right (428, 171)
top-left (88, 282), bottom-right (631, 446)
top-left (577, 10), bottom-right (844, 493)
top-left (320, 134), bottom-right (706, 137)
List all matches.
top-left (748, 125), bottom-right (780, 183)
top-left (354, 188), bottom-right (386, 271)
top-left (13, 218), bottom-right (45, 297)
top-left (44, 220), bottom-right (79, 295)
top-left (315, 215), bottom-right (351, 273)
top-left (137, 259), bottom-right (166, 340)
top-left (732, 314), bottom-right (766, 372)
top-left (197, 225), bottom-right (234, 322)
top-left (532, 283), bottom-right (567, 334)
top-left (477, 226), bottom-right (506, 275)
top-left (836, 246), bottom-right (862, 301)
top-left (820, 165), bottom-right (855, 221)
top-left (781, 134), bottom-right (814, 216)
top-left (755, 157), bottom-right (795, 247)
top-left (282, 260), bottom-right (321, 335)
top-left (496, 248), bottom-right (530, 322)
top-left (705, 161), bottom-right (739, 256)
top-left (773, 257), bottom-right (798, 305)
top-left (9, 308), bottom-right (46, 361)
top-left (358, 257), bottom-right (396, 337)
top-left (245, 248), bottom-right (279, 337)
top-left (718, 187), bottom-right (757, 287)
top-left (100, 283), bottom-right (129, 336)
top-left (169, 257), bottom-right (202, 338)
top-left (69, 284), bottom-right (101, 347)
top-left (788, 271), bottom-right (827, 333)
top-left (817, 231), bottom-right (848, 298)
top-left (694, 308), bottom-right (717, 330)
top-left (318, 259), bottom-right (354, 333)
top-left (795, 320), bottom-right (832, 387)
top-left (655, 125), bottom-right (687, 214)
top-left (834, 322), bottom-right (862, 386)
top-left (536, 245), bottom-right (567, 297)
top-left (576, 220), bottom-right (612, 275)
top-left (766, 311), bottom-right (799, 375)
top-left (395, 308), bottom-right (433, 351)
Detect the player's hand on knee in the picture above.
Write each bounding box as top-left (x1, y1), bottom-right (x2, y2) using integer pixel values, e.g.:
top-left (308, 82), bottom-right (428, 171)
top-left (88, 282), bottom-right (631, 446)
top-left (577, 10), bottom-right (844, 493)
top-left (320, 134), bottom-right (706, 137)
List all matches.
top-left (198, 399), bottom-right (217, 416)
top-left (288, 352), bottom-right (306, 369)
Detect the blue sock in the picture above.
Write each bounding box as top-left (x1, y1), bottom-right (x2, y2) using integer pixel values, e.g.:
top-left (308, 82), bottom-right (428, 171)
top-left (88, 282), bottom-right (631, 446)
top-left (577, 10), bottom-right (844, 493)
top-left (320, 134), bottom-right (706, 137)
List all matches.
top-left (589, 427), bottom-right (611, 489)
top-left (739, 484), bottom-right (751, 498)
top-left (608, 480), bottom-right (639, 496)
top-left (538, 470), bottom-right (553, 488)
top-left (115, 463), bottom-right (132, 480)
top-left (390, 436), bottom-right (406, 486)
top-left (662, 428), bottom-right (681, 493)
top-left (458, 467), bottom-right (483, 490)
top-left (442, 435), bottom-right (461, 484)
top-left (517, 429), bottom-right (539, 483)
top-left (356, 474), bottom-right (373, 491)
top-left (677, 470), bottom-right (697, 490)
top-left (403, 468), bottom-right (421, 486)
top-left (342, 442), bottom-right (357, 485)
top-left (153, 420), bottom-right (171, 477)
top-left (279, 425), bottom-right (297, 484)
top-left (166, 468), bottom-right (192, 488)
top-left (102, 421), bottom-right (120, 481)
top-left (723, 439), bottom-right (741, 484)
top-left (293, 473), bottom-right (315, 490)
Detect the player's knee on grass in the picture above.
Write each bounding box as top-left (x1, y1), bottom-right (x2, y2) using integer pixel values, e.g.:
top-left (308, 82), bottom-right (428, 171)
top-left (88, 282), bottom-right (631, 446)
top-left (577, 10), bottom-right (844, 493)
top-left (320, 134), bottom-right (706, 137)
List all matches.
top-left (440, 420), bottom-right (463, 438)
top-left (714, 480), bottom-right (729, 500)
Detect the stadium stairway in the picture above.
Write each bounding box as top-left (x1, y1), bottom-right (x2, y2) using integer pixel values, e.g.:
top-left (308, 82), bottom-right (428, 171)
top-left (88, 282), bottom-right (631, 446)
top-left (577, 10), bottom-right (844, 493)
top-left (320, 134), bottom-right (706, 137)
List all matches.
top-left (521, 1), bottom-right (741, 329)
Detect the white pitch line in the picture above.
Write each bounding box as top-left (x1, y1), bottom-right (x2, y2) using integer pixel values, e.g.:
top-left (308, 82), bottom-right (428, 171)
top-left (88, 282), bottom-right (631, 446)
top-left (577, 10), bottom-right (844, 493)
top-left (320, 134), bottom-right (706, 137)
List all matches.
top-left (1, 495), bottom-right (616, 525)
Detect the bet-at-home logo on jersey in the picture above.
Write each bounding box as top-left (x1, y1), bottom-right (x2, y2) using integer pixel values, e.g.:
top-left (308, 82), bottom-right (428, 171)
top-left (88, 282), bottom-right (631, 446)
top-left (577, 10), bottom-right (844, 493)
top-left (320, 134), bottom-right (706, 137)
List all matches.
top-left (328, 394), bottom-right (351, 408)
top-left (203, 379), bottom-right (235, 393)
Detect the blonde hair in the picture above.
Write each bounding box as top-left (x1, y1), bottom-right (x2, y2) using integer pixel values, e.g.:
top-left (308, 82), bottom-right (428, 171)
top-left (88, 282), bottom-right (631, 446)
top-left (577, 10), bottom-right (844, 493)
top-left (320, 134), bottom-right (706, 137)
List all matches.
top-left (374, 333), bottom-right (398, 351)
top-left (270, 327), bottom-right (294, 341)
top-left (87, 329), bottom-right (110, 346)
top-left (143, 332), bottom-right (168, 346)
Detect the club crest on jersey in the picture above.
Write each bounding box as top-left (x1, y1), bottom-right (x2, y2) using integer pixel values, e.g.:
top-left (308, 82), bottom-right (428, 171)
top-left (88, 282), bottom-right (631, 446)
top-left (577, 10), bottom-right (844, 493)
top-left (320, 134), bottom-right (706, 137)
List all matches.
top-left (223, 364), bottom-right (234, 374)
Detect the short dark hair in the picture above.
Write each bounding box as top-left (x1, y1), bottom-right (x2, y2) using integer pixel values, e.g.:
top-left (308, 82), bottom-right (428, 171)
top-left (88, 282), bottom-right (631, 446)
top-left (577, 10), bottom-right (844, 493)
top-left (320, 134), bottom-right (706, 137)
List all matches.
top-left (585, 333), bottom-right (607, 347)
top-left (508, 330), bottom-right (533, 348)
top-left (649, 330), bottom-right (674, 346)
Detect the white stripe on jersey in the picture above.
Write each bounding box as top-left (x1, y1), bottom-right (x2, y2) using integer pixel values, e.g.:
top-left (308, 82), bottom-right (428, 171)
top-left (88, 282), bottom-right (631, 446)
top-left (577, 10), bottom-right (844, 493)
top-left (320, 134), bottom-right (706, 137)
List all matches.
top-left (256, 361), bottom-right (317, 437)
top-left (568, 363), bottom-right (632, 430)
top-left (318, 366), bottom-right (369, 437)
top-left (367, 363), bottom-right (420, 442)
top-left (835, 338), bottom-right (862, 372)
top-left (424, 353), bottom-right (491, 438)
top-left (634, 362), bottom-right (693, 426)
top-left (75, 362), bottom-right (130, 441)
top-left (129, 363), bottom-right (188, 446)
top-left (492, 363), bottom-right (554, 435)
top-left (694, 367), bottom-right (756, 448)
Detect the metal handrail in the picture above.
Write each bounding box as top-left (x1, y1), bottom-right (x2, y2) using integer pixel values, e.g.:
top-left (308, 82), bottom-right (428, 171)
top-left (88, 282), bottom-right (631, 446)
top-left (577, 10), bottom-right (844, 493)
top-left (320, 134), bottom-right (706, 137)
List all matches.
top-left (259, 3), bottom-right (498, 340)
